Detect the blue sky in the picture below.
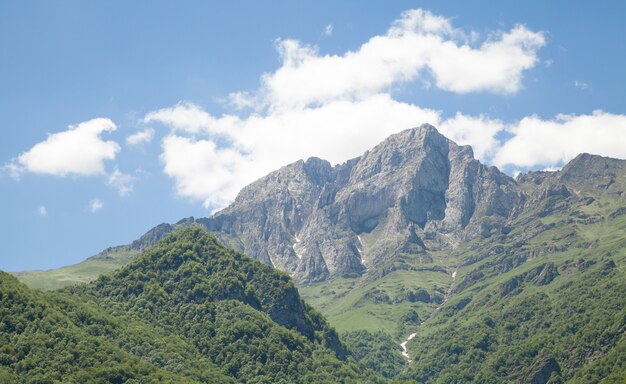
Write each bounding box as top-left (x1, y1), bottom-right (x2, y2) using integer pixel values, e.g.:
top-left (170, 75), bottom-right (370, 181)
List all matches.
top-left (2, 1), bottom-right (626, 272)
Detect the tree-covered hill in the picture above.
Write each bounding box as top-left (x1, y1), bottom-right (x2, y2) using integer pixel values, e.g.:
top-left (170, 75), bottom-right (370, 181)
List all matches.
top-left (0, 269), bottom-right (231, 383)
top-left (0, 228), bottom-right (380, 383)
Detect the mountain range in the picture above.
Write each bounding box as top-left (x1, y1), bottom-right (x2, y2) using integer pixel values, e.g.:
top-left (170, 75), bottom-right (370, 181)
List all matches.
top-left (7, 124), bottom-right (626, 383)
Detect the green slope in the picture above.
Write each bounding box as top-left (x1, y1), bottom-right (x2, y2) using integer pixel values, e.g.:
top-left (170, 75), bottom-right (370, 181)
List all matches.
top-left (12, 220), bottom-right (193, 291)
top-left (302, 157), bottom-right (626, 382)
top-left (0, 270), bottom-right (231, 383)
top-left (1, 228), bottom-right (380, 383)
top-left (11, 246), bottom-right (139, 291)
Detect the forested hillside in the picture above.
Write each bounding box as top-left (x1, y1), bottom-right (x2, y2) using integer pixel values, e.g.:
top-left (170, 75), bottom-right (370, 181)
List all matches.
top-left (1, 228), bottom-right (379, 383)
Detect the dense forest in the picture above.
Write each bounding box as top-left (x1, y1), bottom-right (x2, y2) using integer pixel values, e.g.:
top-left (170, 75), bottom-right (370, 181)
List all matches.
top-left (0, 228), bottom-right (381, 383)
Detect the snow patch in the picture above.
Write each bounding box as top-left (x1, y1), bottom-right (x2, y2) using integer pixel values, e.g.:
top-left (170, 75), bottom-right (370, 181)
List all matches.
top-left (356, 235), bottom-right (365, 265)
top-left (292, 234), bottom-right (303, 259)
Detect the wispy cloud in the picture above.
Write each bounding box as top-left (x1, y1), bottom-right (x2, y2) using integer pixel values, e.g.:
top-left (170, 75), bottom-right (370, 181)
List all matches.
top-left (108, 168), bottom-right (135, 196)
top-left (574, 80), bottom-right (590, 90)
top-left (7, 118), bottom-right (120, 178)
top-left (38, 205), bottom-right (47, 217)
top-left (126, 128), bottom-right (155, 146)
top-left (89, 198), bottom-right (103, 213)
top-left (323, 24), bottom-right (333, 37)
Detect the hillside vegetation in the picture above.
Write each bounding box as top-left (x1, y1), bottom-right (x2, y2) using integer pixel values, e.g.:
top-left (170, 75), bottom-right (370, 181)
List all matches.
top-left (1, 228), bottom-right (379, 383)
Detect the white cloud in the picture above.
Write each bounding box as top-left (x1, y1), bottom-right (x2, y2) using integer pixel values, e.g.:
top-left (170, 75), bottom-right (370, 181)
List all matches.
top-left (427, 25), bottom-right (545, 93)
top-left (11, 118), bottom-right (120, 177)
top-left (126, 128), bottom-right (155, 146)
top-left (89, 198), bottom-right (103, 213)
top-left (144, 103), bottom-right (216, 135)
top-left (574, 80), bottom-right (590, 90)
top-left (494, 110), bottom-right (626, 169)
top-left (144, 8), bottom-right (625, 210)
top-left (231, 9), bottom-right (544, 110)
top-left (2, 161), bottom-right (22, 180)
top-left (149, 97), bottom-right (499, 209)
top-left (161, 135), bottom-right (252, 208)
top-left (438, 113), bottom-right (503, 159)
top-left (146, 8), bottom-right (545, 208)
top-left (38, 205), bottom-right (47, 217)
top-left (323, 24), bottom-right (333, 37)
top-left (108, 168), bottom-right (135, 196)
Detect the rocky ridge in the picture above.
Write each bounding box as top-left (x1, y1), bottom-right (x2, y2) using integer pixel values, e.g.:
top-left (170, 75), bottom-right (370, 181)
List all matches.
top-left (198, 124), bottom-right (524, 282)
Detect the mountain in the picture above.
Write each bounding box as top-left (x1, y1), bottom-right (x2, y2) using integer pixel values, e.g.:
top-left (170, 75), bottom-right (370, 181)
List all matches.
top-left (15, 124), bottom-right (524, 287)
top-left (199, 124), bottom-right (523, 283)
top-left (1, 227), bottom-right (378, 383)
top-left (12, 217), bottom-right (195, 291)
top-left (389, 153), bottom-right (626, 382)
top-left (10, 124), bottom-right (626, 382)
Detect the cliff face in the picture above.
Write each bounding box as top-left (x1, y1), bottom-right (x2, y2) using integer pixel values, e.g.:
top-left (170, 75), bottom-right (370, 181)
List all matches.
top-left (198, 124), bottom-right (524, 282)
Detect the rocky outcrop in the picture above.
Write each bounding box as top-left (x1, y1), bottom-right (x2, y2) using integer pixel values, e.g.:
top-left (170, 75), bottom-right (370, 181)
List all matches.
top-left (87, 129), bottom-right (622, 285)
top-left (197, 124), bottom-right (525, 282)
top-left (520, 356), bottom-right (561, 384)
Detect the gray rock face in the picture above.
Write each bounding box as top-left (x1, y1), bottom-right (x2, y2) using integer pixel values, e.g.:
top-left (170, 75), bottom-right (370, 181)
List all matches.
top-left (198, 124), bottom-right (525, 283)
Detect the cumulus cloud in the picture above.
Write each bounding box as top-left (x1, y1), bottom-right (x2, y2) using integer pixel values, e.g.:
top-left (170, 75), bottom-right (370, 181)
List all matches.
top-left (108, 168), bottom-right (135, 196)
top-left (494, 111), bottom-right (626, 169)
top-left (438, 113), bottom-right (504, 159)
top-left (160, 134), bottom-right (252, 208)
top-left (126, 128), bottom-right (155, 146)
top-left (148, 98), bottom-right (495, 208)
top-left (230, 9), bottom-right (544, 110)
top-left (10, 118), bottom-right (120, 177)
top-left (144, 8), bottom-right (625, 210)
top-left (144, 8), bottom-right (551, 209)
top-left (145, 8), bottom-right (546, 208)
top-left (144, 103), bottom-right (216, 135)
top-left (89, 198), bottom-right (103, 213)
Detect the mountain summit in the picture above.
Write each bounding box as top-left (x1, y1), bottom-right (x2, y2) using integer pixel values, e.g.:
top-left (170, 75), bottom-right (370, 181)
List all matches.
top-left (16, 124), bottom-right (626, 288)
top-left (199, 124), bottom-right (523, 282)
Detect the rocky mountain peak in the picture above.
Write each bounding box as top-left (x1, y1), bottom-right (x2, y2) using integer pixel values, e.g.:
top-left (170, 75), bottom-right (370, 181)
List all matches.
top-left (197, 124), bottom-right (525, 282)
top-left (558, 153), bottom-right (626, 193)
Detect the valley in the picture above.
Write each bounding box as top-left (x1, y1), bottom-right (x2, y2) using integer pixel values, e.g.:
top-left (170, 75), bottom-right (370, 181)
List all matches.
top-left (5, 126), bottom-right (626, 383)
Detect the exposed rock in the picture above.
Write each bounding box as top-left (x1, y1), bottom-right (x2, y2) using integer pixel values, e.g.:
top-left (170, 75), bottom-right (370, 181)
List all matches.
top-left (66, 128), bottom-right (626, 286)
top-left (405, 288), bottom-right (431, 303)
top-left (609, 207), bottom-right (626, 219)
top-left (528, 263), bottom-right (559, 286)
top-left (501, 275), bottom-right (524, 297)
top-left (197, 125), bottom-right (524, 282)
top-left (601, 259), bottom-right (617, 271)
top-left (359, 289), bottom-right (392, 305)
top-left (519, 356), bottom-right (561, 384)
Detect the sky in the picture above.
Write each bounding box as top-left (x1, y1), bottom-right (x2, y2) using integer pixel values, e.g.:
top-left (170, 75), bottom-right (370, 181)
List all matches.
top-left (1, 1), bottom-right (626, 272)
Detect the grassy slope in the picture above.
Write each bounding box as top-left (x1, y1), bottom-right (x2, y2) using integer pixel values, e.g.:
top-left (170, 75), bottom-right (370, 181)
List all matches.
top-left (300, 269), bottom-right (452, 337)
top-left (12, 247), bottom-right (138, 291)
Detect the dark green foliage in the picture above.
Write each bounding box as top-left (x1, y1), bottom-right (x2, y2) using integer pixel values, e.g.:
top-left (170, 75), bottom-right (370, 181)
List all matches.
top-left (0, 228), bottom-right (379, 383)
top-left (397, 249), bottom-right (626, 383)
top-left (343, 330), bottom-right (406, 378)
top-left (0, 271), bottom-right (209, 383)
top-left (69, 227), bottom-right (370, 383)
